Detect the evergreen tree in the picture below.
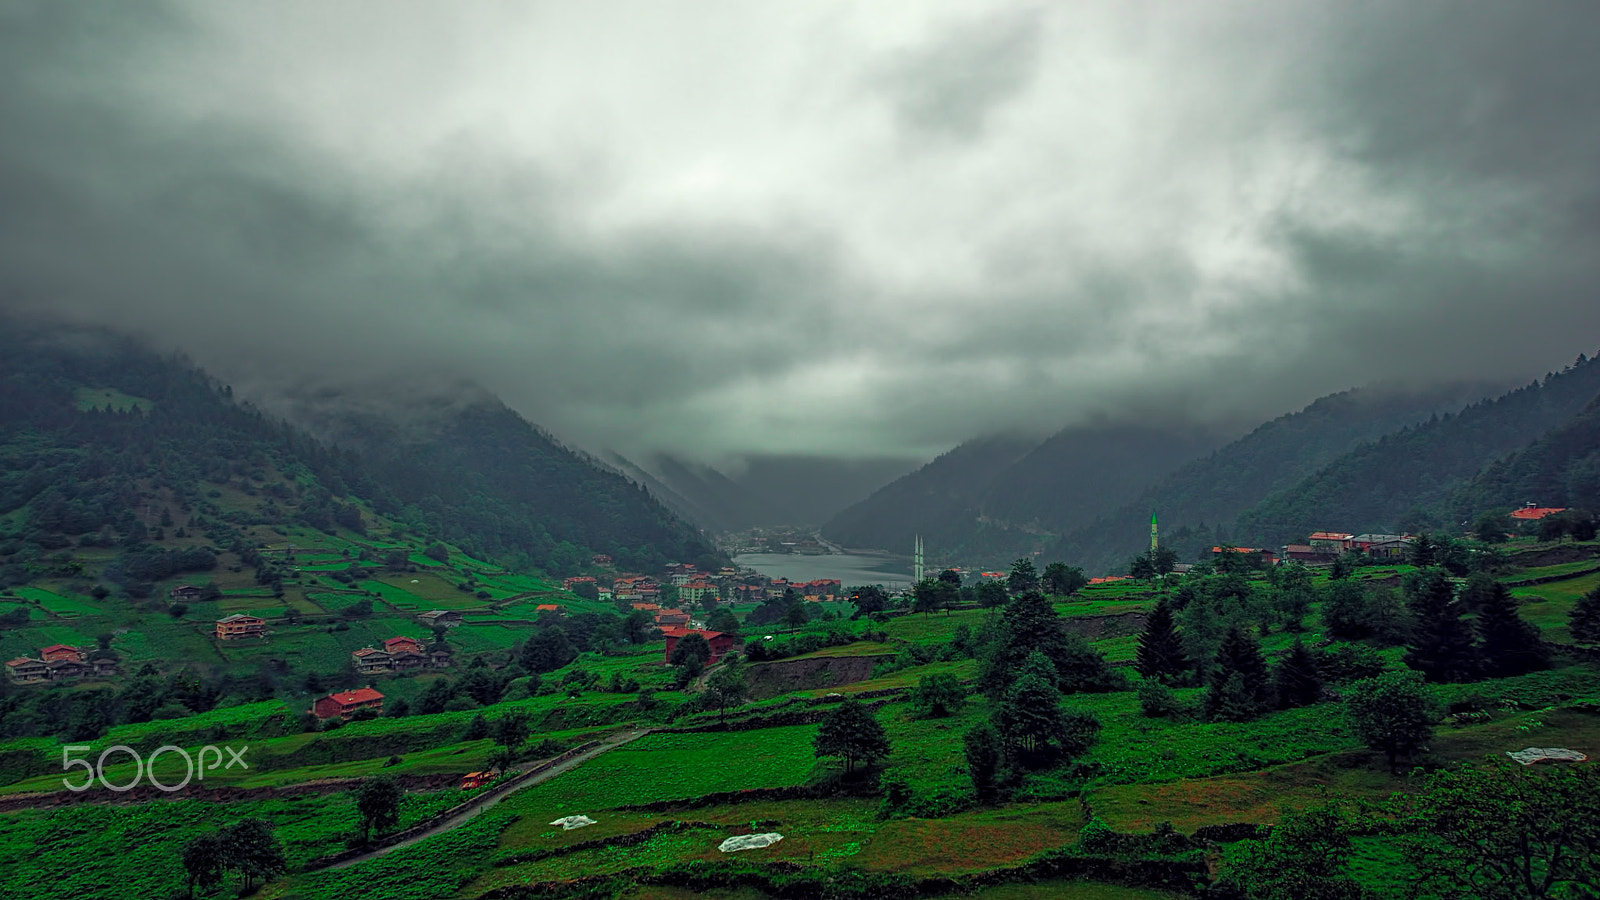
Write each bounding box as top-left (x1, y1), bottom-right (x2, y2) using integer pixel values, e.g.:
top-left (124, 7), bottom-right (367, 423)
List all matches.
top-left (1469, 573), bottom-right (1551, 677)
top-left (1571, 585), bottom-right (1600, 645)
top-left (1054, 633), bottom-right (1124, 693)
top-left (462, 712), bottom-right (489, 741)
top-left (977, 591), bottom-right (1070, 698)
top-left (1273, 638), bottom-right (1323, 709)
top-left (1135, 597), bottom-right (1189, 684)
top-left (1007, 558), bottom-right (1039, 594)
top-left (1204, 626), bottom-right (1271, 721)
top-left (1402, 568), bottom-right (1479, 682)
top-left (992, 652), bottom-right (1100, 770)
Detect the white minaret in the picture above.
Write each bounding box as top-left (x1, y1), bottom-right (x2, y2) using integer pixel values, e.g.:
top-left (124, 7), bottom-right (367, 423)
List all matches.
top-left (913, 533), bottom-right (924, 583)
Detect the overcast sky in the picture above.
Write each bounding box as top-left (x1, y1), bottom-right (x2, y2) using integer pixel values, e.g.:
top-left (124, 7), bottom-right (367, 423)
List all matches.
top-left (3, 1), bottom-right (1599, 464)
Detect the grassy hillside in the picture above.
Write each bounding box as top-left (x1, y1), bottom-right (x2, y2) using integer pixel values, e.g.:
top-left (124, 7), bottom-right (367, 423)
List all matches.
top-left (3, 544), bottom-right (1596, 899)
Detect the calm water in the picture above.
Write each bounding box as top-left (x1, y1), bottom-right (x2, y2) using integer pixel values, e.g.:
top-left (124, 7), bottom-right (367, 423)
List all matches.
top-left (733, 552), bottom-right (915, 590)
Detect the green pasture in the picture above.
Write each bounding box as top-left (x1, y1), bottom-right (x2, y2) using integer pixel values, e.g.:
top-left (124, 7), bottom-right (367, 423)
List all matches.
top-left (10, 587), bottom-right (101, 617)
top-left (497, 726), bottom-right (820, 817)
top-left (72, 385), bottom-right (152, 412)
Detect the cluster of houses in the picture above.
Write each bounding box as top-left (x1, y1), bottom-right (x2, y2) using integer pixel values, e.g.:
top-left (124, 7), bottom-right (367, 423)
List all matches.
top-left (350, 636), bottom-right (453, 675)
top-left (5, 644), bottom-right (118, 685)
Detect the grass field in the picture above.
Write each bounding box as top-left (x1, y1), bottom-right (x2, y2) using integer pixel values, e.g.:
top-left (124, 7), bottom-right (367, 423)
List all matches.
top-left (10, 587), bottom-right (102, 617)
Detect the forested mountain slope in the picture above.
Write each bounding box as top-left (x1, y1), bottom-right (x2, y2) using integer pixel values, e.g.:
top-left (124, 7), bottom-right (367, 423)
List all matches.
top-left (1234, 351), bottom-right (1600, 545)
top-left (821, 434), bottom-right (1042, 557)
top-left (0, 320), bottom-right (719, 576)
top-left (1048, 381), bottom-right (1507, 573)
top-left (1450, 389), bottom-right (1600, 517)
top-left (980, 423), bottom-right (1230, 535)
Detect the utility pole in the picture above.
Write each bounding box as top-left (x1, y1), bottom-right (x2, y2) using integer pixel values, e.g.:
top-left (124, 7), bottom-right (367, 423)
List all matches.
top-left (913, 534), bottom-right (924, 583)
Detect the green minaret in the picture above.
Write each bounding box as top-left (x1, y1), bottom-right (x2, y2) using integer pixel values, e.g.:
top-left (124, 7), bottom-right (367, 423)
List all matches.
top-left (1150, 511), bottom-right (1159, 553)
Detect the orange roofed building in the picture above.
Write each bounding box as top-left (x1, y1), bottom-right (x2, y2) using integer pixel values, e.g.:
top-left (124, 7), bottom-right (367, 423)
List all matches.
top-left (1511, 506), bottom-right (1566, 521)
top-left (660, 627), bottom-right (735, 666)
top-left (215, 614), bottom-right (266, 640)
top-left (313, 688), bottom-right (385, 720)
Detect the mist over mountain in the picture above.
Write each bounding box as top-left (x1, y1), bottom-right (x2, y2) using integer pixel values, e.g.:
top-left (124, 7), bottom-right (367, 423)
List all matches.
top-left (0, 318), bottom-right (722, 576)
top-left (821, 434), bottom-right (1043, 558)
top-left (1047, 380), bottom-right (1513, 573)
top-left (616, 453), bottom-right (921, 532)
top-left (1234, 350), bottom-right (1600, 546)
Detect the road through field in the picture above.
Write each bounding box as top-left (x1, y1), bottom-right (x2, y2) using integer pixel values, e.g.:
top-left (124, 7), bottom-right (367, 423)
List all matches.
top-left (325, 728), bottom-right (652, 870)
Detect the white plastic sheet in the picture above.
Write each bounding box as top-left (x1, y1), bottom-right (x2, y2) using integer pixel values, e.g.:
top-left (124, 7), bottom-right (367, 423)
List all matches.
top-left (549, 815), bottom-right (597, 830)
top-left (719, 832), bottom-right (783, 852)
top-left (1506, 747), bottom-right (1588, 765)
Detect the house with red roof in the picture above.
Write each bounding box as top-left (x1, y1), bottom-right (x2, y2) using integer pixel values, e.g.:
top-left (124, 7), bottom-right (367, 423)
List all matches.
top-left (313, 688), bottom-right (385, 720)
top-left (660, 627), bottom-right (735, 666)
top-left (384, 636), bottom-right (425, 655)
top-left (1307, 532), bottom-right (1355, 552)
top-left (654, 608), bottom-right (691, 628)
top-left (39, 644), bottom-right (86, 663)
top-left (5, 658), bottom-right (49, 685)
top-left (1511, 506), bottom-right (1567, 521)
top-left (351, 647), bottom-right (393, 676)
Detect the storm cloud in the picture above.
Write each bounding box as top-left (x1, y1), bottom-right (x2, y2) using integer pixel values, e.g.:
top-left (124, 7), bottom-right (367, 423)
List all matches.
top-left (3, 1), bottom-right (1599, 465)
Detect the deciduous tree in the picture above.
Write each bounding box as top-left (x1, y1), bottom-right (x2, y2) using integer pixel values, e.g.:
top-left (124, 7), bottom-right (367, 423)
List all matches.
top-left (911, 673), bottom-right (965, 718)
top-left (1345, 670), bottom-right (1436, 773)
top-left (181, 832), bottom-right (226, 899)
top-left (1401, 761), bottom-right (1600, 899)
top-left (354, 775), bottom-right (403, 844)
top-left (1042, 562), bottom-right (1088, 596)
top-left (814, 699), bottom-right (890, 775)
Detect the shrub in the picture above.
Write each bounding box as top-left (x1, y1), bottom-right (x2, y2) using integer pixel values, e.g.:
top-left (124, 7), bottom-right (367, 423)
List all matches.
top-left (1137, 679), bottom-right (1180, 718)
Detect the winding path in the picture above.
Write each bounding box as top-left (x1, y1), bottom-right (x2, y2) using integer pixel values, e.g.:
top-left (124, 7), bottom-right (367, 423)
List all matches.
top-left (324, 728), bottom-right (651, 871)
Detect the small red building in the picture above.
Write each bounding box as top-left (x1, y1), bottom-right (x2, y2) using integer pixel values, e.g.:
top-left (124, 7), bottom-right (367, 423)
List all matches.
top-left (460, 770), bottom-right (500, 790)
top-left (313, 687), bottom-right (385, 720)
top-left (383, 636), bottom-right (425, 655)
top-left (661, 627), bottom-right (735, 666)
top-left (39, 644), bottom-right (86, 663)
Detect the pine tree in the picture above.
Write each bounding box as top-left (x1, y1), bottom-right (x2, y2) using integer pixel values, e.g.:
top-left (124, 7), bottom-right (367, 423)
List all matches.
top-left (1205, 627), bottom-right (1271, 721)
top-left (1571, 586), bottom-right (1600, 645)
top-left (1273, 638), bottom-right (1323, 709)
top-left (1469, 574), bottom-right (1550, 677)
top-left (1135, 597), bottom-right (1189, 684)
top-left (1402, 568), bottom-right (1479, 683)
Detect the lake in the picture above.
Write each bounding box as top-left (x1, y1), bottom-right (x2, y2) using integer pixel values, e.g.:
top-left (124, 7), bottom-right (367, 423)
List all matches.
top-left (733, 552), bottom-right (915, 590)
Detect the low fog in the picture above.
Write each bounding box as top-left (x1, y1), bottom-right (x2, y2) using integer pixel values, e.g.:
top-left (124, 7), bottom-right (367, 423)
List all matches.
top-left (3, 1), bottom-right (1599, 467)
